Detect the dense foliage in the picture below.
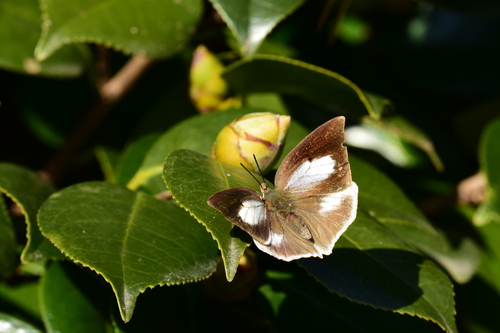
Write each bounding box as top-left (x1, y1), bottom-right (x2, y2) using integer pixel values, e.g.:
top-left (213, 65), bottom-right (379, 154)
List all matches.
top-left (1, 0), bottom-right (500, 332)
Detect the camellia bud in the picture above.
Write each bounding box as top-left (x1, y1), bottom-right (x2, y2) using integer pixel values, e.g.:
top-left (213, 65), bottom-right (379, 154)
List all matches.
top-left (211, 112), bottom-right (291, 174)
top-left (189, 45), bottom-right (241, 113)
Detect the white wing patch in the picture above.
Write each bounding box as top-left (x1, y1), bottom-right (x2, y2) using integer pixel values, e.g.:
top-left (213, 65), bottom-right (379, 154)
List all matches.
top-left (238, 200), bottom-right (264, 226)
top-left (319, 183), bottom-right (358, 213)
top-left (286, 155), bottom-right (336, 191)
top-left (270, 232), bottom-right (284, 245)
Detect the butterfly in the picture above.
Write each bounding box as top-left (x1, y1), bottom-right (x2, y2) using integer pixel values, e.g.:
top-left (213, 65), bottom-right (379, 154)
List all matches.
top-left (207, 116), bottom-right (358, 261)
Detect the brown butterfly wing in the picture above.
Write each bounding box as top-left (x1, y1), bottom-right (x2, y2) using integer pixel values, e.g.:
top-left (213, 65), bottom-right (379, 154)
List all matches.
top-left (272, 116), bottom-right (358, 256)
top-left (207, 187), bottom-right (271, 245)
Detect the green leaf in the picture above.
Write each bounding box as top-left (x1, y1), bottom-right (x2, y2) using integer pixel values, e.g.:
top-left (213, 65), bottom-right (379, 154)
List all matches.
top-left (40, 261), bottom-right (111, 333)
top-left (475, 116), bottom-right (500, 226)
top-left (37, 181), bottom-right (219, 322)
top-left (223, 55), bottom-right (386, 119)
top-left (208, 0), bottom-right (306, 57)
top-left (95, 146), bottom-right (120, 183)
top-left (0, 0), bottom-right (90, 77)
top-left (476, 221), bottom-right (500, 294)
top-left (163, 150), bottom-right (255, 281)
top-left (351, 156), bottom-right (480, 284)
top-left (0, 280), bottom-right (42, 327)
top-left (346, 115), bottom-right (444, 171)
top-left (127, 108), bottom-right (260, 193)
top-left (0, 195), bottom-right (17, 278)
top-left (115, 133), bottom-right (160, 186)
top-left (299, 210), bottom-right (457, 333)
top-left (35, 0), bottom-right (203, 61)
top-left (0, 312), bottom-right (42, 333)
top-left (0, 163), bottom-right (63, 262)
top-left (259, 268), bottom-right (442, 332)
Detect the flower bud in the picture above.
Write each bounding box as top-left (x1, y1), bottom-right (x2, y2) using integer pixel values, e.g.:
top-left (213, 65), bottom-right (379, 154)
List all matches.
top-left (211, 112), bottom-right (291, 174)
top-left (189, 45), bottom-right (241, 113)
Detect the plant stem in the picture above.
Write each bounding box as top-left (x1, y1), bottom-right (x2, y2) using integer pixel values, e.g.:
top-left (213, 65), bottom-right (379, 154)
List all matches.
top-left (42, 55), bottom-right (153, 185)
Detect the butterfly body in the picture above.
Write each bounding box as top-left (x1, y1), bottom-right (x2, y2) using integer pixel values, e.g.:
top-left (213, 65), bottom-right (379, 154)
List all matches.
top-left (208, 116), bottom-right (358, 261)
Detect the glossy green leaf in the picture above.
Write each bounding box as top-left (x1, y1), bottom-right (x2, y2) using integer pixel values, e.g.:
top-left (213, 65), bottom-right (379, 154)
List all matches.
top-left (37, 181), bottom-right (219, 322)
top-left (0, 163), bottom-right (62, 262)
top-left (40, 261), bottom-right (110, 333)
top-left (259, 268), bottom-right (441, 332)
top-left (209, 0), bottom-right (305, 57)
top-left (351, 156), bottom-right (480, 284)
top-left (0, 280), bottom-right (42, 327)
top-left (0, 195), bottom-right (17, 278)
top-left (95, 146), bottom-right (120, 183)
top-left (0, 313), bottom-right (41, 333)
top-left (115, 133), bottom-right (160, 186)
top-left (346, 115), bottom-right (444, 171)
top-left (299, 210), bottom-right (457, 333)
top-left (163, 150), bottom-right (254, 281)
top-left (223, 55), bottom-right (387, 119)
top-left (476, 221), bottom-right (500, 294)
top-left (474, 117), bottom-right (500, 225)
top-left (127, 108), bottom-right (263, 193)
top-left (0, 0), bottom-right (90, 77)
top-left (35, 0), bottom-right (203, 61)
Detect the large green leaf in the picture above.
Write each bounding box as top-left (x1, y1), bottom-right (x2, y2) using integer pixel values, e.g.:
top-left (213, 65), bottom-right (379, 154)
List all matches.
top-left (208, 0), bottom-right (305, 57)
top-left (40, 261), bottom-right (110, 333)
top-left (259, 268), bottom-right (442, 332)
top-left (299, 210), bottom-right (457, 333)
top-left (223, 55), bottom-right (389, 119)
top-left (35, 0), bottom-right (203, 61)
top-left (0, 0), bottom-right (90, 77)
top-left (0, 163), bottom-right (62, 262)
top-left (351, 156), bottom-right (481, 284)
top-left (37, 181), bottom-right (219, 322)
top-left (474, 116), bottom-right (500, 225)
top-left (0, 195), bottom-right (17, 278)
top-left (127, 108), bottom-right (267, 193)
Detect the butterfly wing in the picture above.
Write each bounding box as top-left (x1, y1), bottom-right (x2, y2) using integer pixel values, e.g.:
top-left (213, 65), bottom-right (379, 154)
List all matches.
top-left (271, 116), bottom-right (358, 257)
top-left (207, 187), bottom-right (271, 245)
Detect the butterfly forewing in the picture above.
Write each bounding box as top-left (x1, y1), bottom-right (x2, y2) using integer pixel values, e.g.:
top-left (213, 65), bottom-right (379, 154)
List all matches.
top-left (207, 187), bottom-right (271, 245)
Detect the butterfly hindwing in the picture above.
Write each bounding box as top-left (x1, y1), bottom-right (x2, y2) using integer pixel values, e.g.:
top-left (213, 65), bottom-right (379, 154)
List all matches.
top-left (207, 187), bottom-right (271, 245)
top-left (253, 208), bottom-right (320, 261)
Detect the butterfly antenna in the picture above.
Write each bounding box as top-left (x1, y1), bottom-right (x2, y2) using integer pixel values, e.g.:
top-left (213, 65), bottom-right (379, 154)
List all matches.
top-left (252, 154), bottom-right (266, 184)
top-left (240, 163), bottom-right (262, 186)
